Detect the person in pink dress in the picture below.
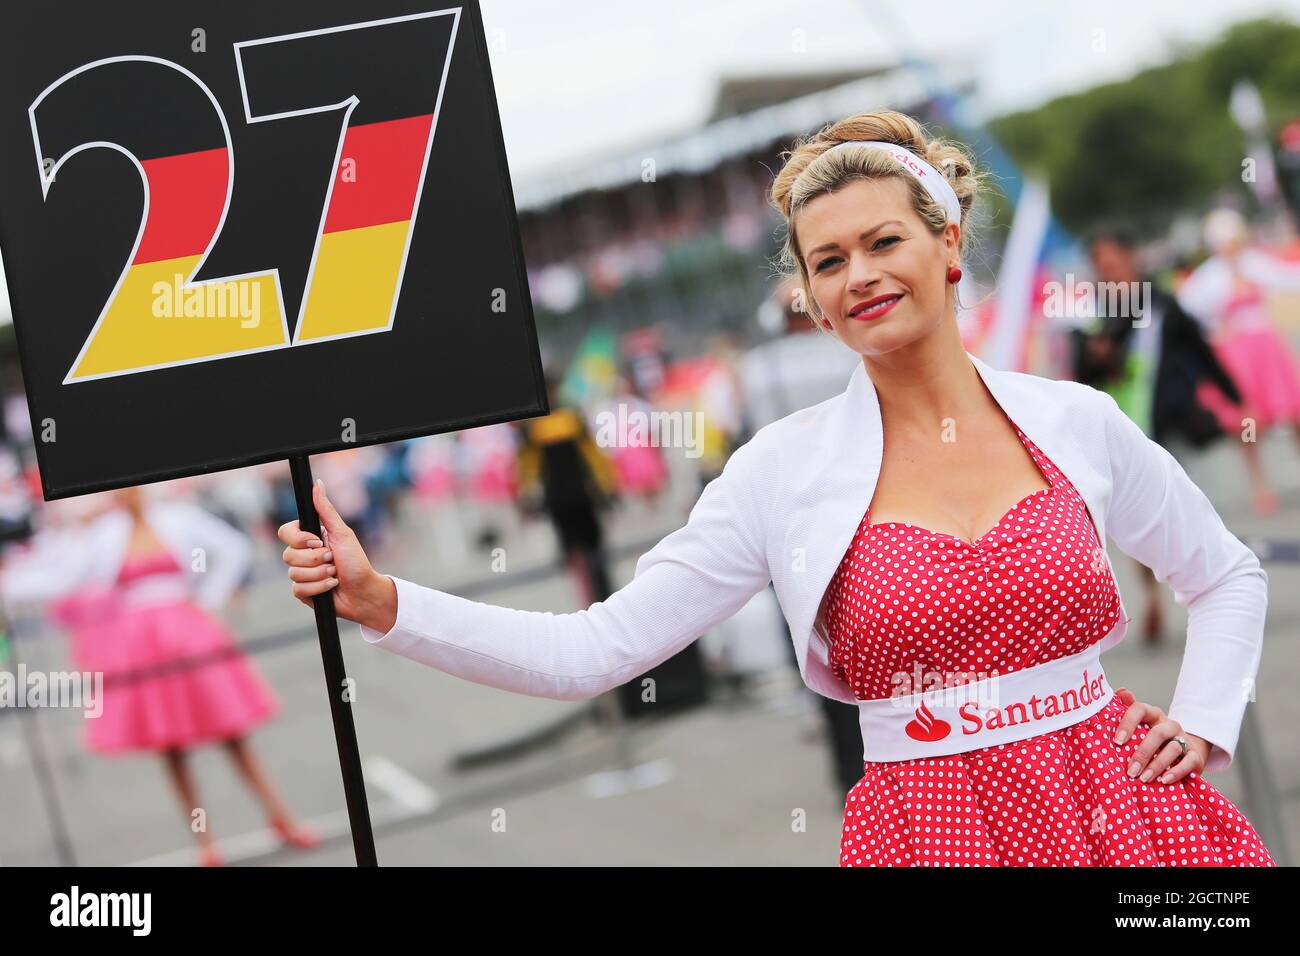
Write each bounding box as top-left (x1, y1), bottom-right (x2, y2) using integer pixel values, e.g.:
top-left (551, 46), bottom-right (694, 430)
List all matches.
top-left (1177, 207), bottom-right (1300, 514)
top-left (0, 486), bottom-right (319, 866)
top-left (458, 423), bottom-right (522, 550)
top-left (408, 434), bottom-right (458, 507)
top-left (600, 374), bottom-right (670, 504)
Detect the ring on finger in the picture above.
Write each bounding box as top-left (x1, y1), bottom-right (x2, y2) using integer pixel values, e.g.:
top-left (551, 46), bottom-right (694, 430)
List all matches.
top-left (1140, 738), bottom-right (1181, 782)
top-left (1154, 738), bottom-right (1189, 783)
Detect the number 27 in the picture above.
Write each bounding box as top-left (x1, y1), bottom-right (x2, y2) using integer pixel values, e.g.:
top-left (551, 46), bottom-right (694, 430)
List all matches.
top-left (30, 9), bottom-right (459, 384)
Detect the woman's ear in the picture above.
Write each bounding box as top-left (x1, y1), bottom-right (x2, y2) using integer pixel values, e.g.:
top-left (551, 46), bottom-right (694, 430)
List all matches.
top-left (944, 221), bottom-right (961, 257)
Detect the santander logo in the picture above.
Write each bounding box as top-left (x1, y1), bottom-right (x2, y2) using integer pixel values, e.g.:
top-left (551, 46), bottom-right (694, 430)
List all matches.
top-left (904, 700), bottom-right (951, 742)
top-left (869, 652), bottom-right (1114, 761)
top-left (896, 668), bottom-right (1110, 747)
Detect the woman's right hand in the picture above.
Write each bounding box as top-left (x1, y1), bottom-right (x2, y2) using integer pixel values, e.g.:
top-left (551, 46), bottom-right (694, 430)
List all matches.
top-left (277, 479), bottom-right (397, 632)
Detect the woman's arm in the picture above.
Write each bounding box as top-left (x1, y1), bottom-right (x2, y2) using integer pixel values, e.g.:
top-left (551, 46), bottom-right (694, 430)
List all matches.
top-left (1095, 389), bottom-right (1268, 772)
top-left (1242, 247), bottom-right (1300, 292)
top-left (282, 438), bottom-right (773, 701)
top-left (1166, 297), bottom-right (1243, 405)
top-left (0, 524), bottom-right (100, 607)
top-left (180, 502), bottom-right (253, 611)
top-left (1173, 260), bottom-right (1225, 334)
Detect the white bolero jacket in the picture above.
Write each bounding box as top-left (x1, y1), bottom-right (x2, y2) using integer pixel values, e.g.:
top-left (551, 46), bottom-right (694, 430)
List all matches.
top-left (0, 499), bottom-right (252, 613)
top-left (361, 352), bottom-right (1268, 773)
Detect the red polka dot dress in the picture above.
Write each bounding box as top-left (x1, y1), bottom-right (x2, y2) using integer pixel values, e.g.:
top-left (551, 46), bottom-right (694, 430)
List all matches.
top-left (827, 421), bottom-right (1276, 867)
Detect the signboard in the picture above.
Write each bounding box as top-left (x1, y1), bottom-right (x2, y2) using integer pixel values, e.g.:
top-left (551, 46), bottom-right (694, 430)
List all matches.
top-left (0, 0), bottom-right (545, 499)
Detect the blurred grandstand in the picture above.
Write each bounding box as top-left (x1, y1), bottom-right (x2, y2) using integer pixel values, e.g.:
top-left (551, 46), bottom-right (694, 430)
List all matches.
top-left (512, 61), bottom-right (977, 365)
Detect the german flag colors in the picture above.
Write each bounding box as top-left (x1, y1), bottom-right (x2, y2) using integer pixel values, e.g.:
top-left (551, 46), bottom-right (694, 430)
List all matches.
top-left (296, 113), bottom-right (433, 342)
top-left (68, 145), bottom-right (287, 382)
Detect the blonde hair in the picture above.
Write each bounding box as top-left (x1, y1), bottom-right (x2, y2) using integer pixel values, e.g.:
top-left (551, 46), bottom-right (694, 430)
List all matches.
top-left (769, 110), bottom-right (984, 331)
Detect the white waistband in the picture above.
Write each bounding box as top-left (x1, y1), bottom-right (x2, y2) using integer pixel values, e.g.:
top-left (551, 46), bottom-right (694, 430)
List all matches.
top-left (857, 642), bottom-right (1112, 762)
top-left (119, 574), bottom-right (192, 608)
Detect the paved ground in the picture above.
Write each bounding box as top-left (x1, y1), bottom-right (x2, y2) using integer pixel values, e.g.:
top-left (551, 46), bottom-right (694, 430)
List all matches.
top-left (1, 426), bottom-right (1297, 867)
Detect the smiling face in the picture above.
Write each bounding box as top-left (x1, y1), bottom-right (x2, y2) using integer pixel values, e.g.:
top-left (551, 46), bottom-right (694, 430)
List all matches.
top-left (796, 176), bottom-right (959, 357)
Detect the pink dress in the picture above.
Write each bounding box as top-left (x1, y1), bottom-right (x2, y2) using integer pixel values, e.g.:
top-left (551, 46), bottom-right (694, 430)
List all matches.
top-left (825, 422), bottom-right (1276, 866)
top-left (613, 445), bottom-right (669, 495)
top-left (409, 435), bottom-right (458, 505)
top-left (604, 397), bottom-right (670, 496)
top-left (461, 425), bottom-right (519, 504)
top-left (51, 546), bottom-right (278, 754)
top-left (1195, 280), bottom-right (1300, 432)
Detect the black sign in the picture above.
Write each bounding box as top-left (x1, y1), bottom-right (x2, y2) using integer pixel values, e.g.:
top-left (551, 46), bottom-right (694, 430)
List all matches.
top-left (0, 0), bottom-right (545, 499)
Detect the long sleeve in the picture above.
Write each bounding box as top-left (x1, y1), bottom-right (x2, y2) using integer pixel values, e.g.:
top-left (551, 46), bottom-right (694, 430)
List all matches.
top-left (576, 425), bottom-right (618, 500)
top-left (1242, 247), bottom-right (1300, 291)
top-left (179, 503), bottom-right (252, 612)
top-left (1096, 389), bottom-right (1268, 772)
top-left (1174, 260), bottom-right (1225, 334)
top-left (0, 526), bottom-right (98, 608)
top-left (357, 436), bottom-right (773, 700)
top-left (1166, 299), bottom-right (1242, 404)
top-left (515, 431), bottom-right (540, 496)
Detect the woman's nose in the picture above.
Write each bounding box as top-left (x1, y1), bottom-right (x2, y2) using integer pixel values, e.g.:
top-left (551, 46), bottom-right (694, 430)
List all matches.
top-left (844, 251), bottom-right (880, 294)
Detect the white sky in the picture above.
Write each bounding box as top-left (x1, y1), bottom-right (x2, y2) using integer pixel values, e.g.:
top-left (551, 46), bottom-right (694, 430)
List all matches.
top-left (482, 0), bottom-right (1300, 180)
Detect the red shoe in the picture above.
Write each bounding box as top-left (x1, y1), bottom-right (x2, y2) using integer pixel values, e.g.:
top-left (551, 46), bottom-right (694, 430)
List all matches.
top-left (1252, 486), bottom-right (1279, 517)
top-left (198, 846), bottom-right (225, 867)
top-left (271, 818), bottom-right (323, 850)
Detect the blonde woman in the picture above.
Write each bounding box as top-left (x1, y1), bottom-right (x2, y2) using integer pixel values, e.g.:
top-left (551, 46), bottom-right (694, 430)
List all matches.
top-left (279, 111), bottom-right (1274, 867)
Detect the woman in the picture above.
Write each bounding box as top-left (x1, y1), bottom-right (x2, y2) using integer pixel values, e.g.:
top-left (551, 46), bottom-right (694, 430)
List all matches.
top-left (2, 486), bottom-right (319, 866)
top-left (459, 422), bottom-right (523, 551)
top-left (1176, 207), bottom-right (1300, 515)
top-left (278, 111), bottom-right (1273, 867)
top-left (599, 373), bottom-right (670, 504)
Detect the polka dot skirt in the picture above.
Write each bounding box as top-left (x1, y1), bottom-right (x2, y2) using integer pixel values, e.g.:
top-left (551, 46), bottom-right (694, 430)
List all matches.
top-left (827, 422), bottom-right (1276, 867)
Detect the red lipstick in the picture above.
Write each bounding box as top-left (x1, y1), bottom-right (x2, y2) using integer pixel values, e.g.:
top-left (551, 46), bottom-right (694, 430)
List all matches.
top-left (847, 293), bottom-right (903, 321)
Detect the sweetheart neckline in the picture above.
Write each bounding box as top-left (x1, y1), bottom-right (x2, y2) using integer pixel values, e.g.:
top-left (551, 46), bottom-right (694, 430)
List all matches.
top-left (866, 484), bottom-right (1055, 547)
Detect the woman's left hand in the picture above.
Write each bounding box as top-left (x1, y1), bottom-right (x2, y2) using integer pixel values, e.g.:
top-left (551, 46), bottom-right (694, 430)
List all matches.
top-left (1111, 687), bottom-right (1211, 785)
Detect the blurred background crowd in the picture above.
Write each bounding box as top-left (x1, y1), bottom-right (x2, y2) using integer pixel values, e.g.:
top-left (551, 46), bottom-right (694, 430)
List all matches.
top-left (0, 4), bottom-right (1299, 866)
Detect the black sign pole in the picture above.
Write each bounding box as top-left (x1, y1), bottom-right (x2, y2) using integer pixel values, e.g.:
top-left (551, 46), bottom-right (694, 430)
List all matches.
top-left (288, 453), bottom-right (377, 867)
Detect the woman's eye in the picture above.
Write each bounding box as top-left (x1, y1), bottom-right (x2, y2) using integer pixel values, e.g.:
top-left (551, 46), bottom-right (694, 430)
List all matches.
top-left (815, 237), bottom-right (900, 271)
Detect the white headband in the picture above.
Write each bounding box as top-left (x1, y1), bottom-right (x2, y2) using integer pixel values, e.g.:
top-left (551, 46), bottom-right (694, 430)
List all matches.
top-left (823, 140), bottom-right (962, 224)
